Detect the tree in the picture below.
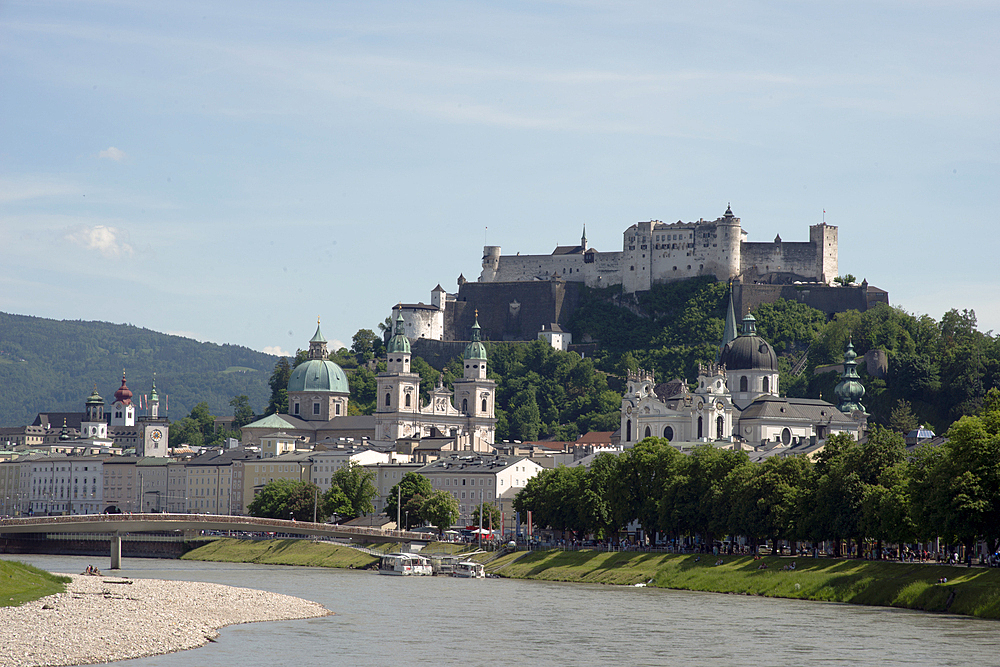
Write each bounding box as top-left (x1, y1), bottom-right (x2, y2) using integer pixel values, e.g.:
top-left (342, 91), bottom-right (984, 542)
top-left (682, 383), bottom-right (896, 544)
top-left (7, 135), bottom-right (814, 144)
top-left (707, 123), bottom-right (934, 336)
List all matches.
top-left (322, 486), bottom-right (352, 522)
top-left (421, 490), bottom-right (460, 536)
top-left (330, 463), bottom-right (378, 519)
top-left (351, 329), bottom-right (381, 362)
top-left (266, 358), bottom-right (291, 415)
top-left (384, 472), bottom-right (433, 521)
top-left (248, 479), bottom-right (326, 522)
top-left (470, 502), bottom-right (502, 531)
top-left (230, 395), bottom-right (255, 428)
top-left (834, 274), bottom-right (857, 285)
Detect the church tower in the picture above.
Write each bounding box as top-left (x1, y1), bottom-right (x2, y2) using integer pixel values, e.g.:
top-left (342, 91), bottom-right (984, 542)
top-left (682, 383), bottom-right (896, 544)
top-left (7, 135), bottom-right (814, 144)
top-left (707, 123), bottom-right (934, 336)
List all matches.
top-left (80, 386), bottom-right (108, 439)
top-left (110, 371), bottom-right (135, 427)
top-left (835, 339), bottom-right (866, 415)
top-left (452, 312), bottom-right (496, 444)
top-left (375, 307), bottom-right (422, 440)
top-left (138, 376), bottom-right (169, 457)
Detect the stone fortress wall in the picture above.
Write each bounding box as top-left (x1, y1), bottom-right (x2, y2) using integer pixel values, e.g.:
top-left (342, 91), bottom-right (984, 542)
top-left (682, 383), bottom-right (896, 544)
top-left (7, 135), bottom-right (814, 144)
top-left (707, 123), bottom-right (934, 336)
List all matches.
top-left (480, 206), bottom-right (838, 292)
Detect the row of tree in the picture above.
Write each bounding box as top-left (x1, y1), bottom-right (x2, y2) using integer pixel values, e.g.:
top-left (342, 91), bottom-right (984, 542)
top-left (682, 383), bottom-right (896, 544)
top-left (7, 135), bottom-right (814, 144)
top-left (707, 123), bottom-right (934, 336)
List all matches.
top-left (513, 390), bottom-right (1000, 556)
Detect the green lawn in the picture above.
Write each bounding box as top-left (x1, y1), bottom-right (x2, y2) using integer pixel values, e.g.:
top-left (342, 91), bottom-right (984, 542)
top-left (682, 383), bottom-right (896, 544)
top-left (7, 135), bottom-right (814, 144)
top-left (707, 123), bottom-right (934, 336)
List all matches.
top-left (181, 538), bottom-right (379, 568)
top-left (491, 551), bottom-right (1000, 619)
top-left (0, 560), bottom-right (71, 607)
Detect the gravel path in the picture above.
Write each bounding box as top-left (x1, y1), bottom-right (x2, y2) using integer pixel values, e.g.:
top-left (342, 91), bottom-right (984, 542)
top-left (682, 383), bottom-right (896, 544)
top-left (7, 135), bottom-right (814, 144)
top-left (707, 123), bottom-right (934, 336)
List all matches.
top-left (0, 574), bottom-right (331, 667)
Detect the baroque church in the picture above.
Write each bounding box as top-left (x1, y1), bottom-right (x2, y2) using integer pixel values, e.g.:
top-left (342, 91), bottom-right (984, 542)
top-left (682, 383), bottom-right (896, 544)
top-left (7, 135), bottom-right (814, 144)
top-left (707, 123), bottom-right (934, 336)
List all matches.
top-left (620, 294), bottom-right (866, 449)
top-left (240, 313), bottom-right (496, 450)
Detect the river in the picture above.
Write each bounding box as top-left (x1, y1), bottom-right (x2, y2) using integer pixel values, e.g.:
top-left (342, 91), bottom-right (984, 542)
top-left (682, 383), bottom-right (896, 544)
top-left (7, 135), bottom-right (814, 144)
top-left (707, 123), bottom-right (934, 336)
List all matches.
top-left (6, 554), bottom-right (998, 666)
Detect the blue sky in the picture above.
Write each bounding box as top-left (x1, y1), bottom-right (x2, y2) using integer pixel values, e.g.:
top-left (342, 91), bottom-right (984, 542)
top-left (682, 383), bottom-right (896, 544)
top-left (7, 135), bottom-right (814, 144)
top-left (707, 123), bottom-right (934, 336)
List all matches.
top-left (2, 0), bottom-right (998, 356)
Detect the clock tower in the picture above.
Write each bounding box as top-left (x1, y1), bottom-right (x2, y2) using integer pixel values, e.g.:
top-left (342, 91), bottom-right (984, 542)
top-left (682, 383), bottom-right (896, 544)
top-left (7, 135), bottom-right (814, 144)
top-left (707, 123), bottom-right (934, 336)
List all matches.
top-left (137, 377), bottom-right (170, 457)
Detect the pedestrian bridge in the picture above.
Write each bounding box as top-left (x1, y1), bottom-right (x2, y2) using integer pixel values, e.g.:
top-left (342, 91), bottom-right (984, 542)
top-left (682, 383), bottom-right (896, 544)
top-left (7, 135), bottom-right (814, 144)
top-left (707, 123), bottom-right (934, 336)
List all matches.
top-left (0, 513), bottom-right (432, 569)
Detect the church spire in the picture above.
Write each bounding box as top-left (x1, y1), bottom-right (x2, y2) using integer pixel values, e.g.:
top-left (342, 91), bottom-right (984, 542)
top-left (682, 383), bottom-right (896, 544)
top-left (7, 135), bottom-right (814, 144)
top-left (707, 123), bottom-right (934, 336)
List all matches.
top-left (307, 317), bottom-right (329, 360)
top-left (581, 224), bottom-right (588, 251)
top-left (387, 304), bottom-right (411, 355)
top-left (718, 286), bottom-right (738, 361)
top-left (835, 338), bottom-right (866, 414)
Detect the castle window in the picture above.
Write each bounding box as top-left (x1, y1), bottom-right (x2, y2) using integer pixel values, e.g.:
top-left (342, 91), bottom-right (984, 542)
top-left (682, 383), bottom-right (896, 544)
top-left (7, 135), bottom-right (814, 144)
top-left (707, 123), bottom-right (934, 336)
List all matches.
top-left (740, 376), bottom-right (748, 392)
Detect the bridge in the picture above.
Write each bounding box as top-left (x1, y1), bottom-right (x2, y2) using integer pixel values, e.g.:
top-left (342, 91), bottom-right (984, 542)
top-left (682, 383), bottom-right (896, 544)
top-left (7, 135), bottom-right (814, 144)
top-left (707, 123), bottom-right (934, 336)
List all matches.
top-left (0, 514), bottom-right (432, 569)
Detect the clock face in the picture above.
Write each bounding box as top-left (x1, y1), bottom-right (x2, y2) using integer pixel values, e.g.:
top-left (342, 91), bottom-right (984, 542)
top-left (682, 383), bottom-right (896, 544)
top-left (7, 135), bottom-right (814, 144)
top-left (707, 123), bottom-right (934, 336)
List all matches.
top-left (150, 429), bottom-right (163, 442)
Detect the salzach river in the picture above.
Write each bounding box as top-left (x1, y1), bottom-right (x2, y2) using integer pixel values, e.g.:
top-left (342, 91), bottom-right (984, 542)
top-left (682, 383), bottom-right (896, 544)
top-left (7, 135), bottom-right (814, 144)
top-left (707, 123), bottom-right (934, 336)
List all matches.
top-left (8, 554), bottom-right (998, 666)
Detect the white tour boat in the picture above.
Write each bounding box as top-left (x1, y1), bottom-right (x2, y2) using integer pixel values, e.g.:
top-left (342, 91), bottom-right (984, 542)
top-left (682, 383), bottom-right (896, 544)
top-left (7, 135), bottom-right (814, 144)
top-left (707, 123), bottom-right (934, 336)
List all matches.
top-left (452, 561), bottom-right (486, 578)
top-left (379, 553), bottom-right (433, 576)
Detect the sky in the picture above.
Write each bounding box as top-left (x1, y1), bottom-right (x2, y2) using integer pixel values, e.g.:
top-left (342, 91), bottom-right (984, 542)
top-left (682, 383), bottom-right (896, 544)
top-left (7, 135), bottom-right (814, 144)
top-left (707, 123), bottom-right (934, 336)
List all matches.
top-left (2, 0), bottom-right (998, 357)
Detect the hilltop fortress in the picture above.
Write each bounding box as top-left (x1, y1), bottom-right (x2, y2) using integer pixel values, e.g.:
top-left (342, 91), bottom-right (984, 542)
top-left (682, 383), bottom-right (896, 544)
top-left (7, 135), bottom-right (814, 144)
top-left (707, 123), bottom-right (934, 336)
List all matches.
top-left (394, 205), bottom-right (886, 348)
top-left (480, 205), bottom-right (838, 291)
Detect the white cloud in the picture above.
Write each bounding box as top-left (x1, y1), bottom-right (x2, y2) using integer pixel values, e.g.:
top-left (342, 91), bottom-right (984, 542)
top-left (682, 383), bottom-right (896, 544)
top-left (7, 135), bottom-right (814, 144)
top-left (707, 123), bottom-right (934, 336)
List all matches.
top-left (64, 225), bottom-right (134, 257)
top-left (262, 345), bottom-right (292, 357)
top-left (99, 147), bottom-right (127, 161)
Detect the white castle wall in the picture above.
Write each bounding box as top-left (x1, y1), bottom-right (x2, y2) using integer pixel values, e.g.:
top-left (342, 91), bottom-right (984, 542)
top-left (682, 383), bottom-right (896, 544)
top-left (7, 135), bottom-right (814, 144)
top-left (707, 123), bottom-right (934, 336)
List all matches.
top-left (479, 209), bottom-right (837, 293)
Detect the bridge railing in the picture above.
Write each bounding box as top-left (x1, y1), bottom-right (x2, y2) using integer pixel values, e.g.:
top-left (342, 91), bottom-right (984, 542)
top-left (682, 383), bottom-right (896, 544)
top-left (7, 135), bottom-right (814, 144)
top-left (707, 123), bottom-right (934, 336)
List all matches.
top-left (0, 513), bottom-right (431, 542)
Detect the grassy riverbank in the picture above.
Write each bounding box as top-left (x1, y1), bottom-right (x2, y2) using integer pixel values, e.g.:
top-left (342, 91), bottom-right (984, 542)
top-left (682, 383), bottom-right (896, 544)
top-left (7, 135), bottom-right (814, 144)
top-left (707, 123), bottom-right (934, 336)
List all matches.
top-left (182, 538), bottom-right (379, 568)
top-left (488, 550), bottom-right (1000, 619)
top-left (0, 560), bottom-right (71, 607)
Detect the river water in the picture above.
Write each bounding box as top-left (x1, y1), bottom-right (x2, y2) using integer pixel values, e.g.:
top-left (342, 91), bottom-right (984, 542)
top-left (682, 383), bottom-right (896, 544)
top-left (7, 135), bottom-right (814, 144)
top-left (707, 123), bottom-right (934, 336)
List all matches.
top-left (7, 554), bottom-right (998, 666)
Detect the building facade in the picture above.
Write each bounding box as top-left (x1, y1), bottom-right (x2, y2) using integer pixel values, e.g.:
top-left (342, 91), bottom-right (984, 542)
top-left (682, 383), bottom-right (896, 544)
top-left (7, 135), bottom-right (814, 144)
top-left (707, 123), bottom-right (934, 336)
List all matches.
top-left (480, 206), bottom-right (837, 292)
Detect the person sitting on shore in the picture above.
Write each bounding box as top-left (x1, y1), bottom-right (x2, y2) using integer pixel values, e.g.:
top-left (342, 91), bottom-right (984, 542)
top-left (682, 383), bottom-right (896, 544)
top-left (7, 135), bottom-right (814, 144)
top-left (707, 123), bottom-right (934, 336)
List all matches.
top-left (758, 562), bottom-right (768, 570)
top-left (715, 558), bottom-right (724, 566)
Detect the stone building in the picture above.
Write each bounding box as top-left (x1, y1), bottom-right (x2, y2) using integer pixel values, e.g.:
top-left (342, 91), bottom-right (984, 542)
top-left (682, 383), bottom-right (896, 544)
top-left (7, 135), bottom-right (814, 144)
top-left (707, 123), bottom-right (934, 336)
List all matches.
top-left (480, 205), bottom-right (838, 292)
top-left (620, 295), bottom-right (863, 450)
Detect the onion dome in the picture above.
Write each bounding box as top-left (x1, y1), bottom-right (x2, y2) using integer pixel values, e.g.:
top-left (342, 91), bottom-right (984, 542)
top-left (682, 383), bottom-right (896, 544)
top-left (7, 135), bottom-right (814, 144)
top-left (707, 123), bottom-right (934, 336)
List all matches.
top-left (387, 307), bottom-right (411, 355)
top-left (835, 339), bottom-right (866, 414)
top-left (719, 311), bottom-right (778, 372)
top-left (114, 371), bottom-right (133, 405)
top-left (464, 311), bottom-right (487, 361)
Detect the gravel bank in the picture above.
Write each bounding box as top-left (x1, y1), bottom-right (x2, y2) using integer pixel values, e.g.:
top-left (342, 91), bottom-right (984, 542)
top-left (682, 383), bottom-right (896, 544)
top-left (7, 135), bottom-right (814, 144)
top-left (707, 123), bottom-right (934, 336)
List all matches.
top-left (0, 574), bottom-right (331, 667)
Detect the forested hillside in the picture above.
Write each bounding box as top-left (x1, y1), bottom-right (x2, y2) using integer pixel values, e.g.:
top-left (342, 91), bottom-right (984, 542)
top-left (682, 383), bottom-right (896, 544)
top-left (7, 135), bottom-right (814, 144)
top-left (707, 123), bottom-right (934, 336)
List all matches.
top-left (0, 313), bottom-right (275, 426)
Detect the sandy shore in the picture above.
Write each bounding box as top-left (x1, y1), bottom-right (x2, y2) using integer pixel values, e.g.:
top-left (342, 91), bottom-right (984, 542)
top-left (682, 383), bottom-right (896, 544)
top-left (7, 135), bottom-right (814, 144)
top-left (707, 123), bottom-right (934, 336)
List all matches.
top-left (0, 574), bottom-right (331, 667)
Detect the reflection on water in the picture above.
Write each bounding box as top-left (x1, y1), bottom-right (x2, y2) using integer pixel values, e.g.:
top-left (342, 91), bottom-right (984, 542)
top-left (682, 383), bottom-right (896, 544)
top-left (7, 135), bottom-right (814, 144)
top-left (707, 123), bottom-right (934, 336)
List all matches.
top-left (6, 554), bottom-right (997, 667)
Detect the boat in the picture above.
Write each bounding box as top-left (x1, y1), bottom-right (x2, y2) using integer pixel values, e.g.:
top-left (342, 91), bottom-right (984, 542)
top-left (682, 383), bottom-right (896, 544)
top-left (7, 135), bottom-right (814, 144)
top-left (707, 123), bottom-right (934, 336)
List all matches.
top-left (452, 561), bottom-right (486, 578)
top-left (379, 553), bottom-right (433, 576)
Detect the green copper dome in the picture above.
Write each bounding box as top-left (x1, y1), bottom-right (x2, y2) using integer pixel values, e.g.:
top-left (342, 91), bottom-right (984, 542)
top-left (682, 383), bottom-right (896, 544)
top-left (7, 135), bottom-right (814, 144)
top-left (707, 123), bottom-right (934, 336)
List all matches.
top-left (464, 313), bottom-right (487, 361)
top-left (387, 309), bottom-right (411, 355)
top-left (86, 386), bottom-right (103, 405)
top-left (288, 359), bottom-right (349, 394)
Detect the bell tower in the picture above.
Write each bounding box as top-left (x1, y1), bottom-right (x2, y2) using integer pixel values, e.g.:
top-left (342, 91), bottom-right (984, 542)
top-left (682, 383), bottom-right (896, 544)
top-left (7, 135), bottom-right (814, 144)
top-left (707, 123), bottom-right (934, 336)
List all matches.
top-left (453, 311), bottom-right (496, 443)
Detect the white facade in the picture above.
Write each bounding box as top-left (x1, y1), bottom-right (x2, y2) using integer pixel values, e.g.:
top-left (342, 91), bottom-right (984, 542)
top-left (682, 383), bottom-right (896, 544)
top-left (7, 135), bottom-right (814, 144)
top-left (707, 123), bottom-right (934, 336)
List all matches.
top-left (418, 455), bottom-right (543, 523)
top-left (27, 457), bottom-right (104, 515)
top-left (480, 207), bottom-right (838, 292)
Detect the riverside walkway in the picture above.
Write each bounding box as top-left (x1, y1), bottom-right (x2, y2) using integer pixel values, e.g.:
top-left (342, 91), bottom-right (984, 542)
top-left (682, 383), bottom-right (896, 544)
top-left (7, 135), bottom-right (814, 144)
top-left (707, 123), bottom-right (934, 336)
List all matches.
top-left (0, 513), bottom-right (431, 568)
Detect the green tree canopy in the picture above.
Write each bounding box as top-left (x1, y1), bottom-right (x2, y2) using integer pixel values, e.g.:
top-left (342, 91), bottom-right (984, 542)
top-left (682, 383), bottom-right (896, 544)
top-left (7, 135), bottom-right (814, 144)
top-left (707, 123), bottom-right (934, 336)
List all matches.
top-left (330, 463), bottom-right (379, 519)
top-left (248, 479), bottom-right (326, 522)
top-left (421, 490), bottom-right (460, 536)
top-left (384, 472), bottom-right (433, 521)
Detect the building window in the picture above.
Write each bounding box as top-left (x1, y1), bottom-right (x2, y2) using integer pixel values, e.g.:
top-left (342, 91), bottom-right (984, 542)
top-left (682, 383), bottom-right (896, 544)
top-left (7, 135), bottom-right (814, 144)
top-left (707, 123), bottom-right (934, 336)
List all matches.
top-left (664, 426), bottom-right (673, 440)
top-left (644, 425), bottom-right (651, 438)
top-left (698, 416), bottom-right (703, 438)
top-left (405, 394), bottom-right (411, 407)
top-left (481, 398), bottom-right (487, 412)
top-left (385, 393), bottom-right (391, 407)
top-left (717, 416), bottom-right (724, 439)
top-left (462, 398), bottom-right (468, 413)
top-left (293, 403), bottom-right (300, 415)
top-left (740, 376), bottom-right (748, 392)
top-left (335, 403), bottom-right (341, 415)
top-left (763, 376), bottom-right (770, 393)
top-left (313, 403), bottom-right (320, 415)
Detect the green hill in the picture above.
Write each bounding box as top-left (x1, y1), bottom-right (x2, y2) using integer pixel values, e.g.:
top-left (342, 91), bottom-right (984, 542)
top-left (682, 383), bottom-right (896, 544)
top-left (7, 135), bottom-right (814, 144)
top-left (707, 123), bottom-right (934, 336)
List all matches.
top-left (0, 312), bottom-right (277, 427)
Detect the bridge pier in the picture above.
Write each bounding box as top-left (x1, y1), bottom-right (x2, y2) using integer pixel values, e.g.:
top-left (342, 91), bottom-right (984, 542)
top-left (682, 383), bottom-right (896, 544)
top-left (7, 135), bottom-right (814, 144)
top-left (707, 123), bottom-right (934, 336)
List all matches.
top-left (110, 532), bottom-right (122, 570)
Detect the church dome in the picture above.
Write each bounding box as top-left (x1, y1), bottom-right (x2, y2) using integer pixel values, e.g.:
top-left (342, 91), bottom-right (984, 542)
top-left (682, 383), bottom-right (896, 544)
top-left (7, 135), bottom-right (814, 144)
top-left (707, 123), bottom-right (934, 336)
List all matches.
top-left (387, 309), bottom-right (411, 355)
top-left (719, 312), bottom-right (778, 372)
top-left (464, 312), bottom-right (487, 361)
top-left (114, 372), bottom-right (133, 405)
top-left (288, 359), bottom-right (349, 394)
